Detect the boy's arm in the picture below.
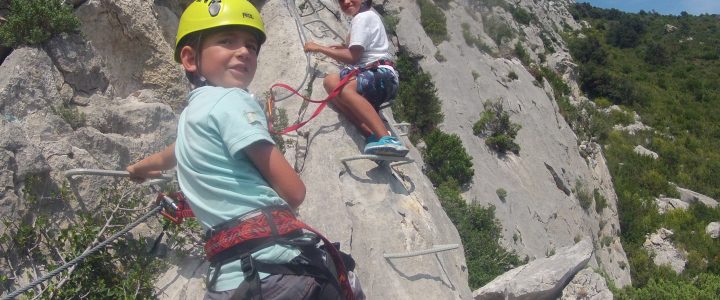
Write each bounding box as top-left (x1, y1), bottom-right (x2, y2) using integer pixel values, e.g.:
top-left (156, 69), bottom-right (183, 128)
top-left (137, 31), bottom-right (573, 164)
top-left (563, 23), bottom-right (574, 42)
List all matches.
top-left (245, 141), bottom-right (306, 209)
top-left (304, 42), bottom-right (363, 65)
top-left (126, 143), bottom-right (177, 181)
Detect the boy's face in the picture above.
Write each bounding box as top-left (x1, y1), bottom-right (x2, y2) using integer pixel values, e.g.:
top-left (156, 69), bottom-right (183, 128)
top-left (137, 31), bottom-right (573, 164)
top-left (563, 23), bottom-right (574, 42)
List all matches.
top-left (338, 0), bottom-right (364, 16)
top-left (195, 29), bottom-right (259, 89)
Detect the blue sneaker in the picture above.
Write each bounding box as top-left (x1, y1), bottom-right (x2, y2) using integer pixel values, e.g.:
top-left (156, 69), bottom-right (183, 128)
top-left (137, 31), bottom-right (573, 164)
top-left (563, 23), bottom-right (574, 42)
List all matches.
top-left (364, 136), bottom-right (409, 157)
top-left (366, 133), bottom-right (379, 143)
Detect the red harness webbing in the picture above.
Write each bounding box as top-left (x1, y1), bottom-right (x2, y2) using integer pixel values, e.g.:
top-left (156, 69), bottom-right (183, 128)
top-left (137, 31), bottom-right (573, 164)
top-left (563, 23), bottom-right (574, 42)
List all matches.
top-left (204, 207), bottom-right (355, 300)
top-left (266, 59), bottom-right (395, 135)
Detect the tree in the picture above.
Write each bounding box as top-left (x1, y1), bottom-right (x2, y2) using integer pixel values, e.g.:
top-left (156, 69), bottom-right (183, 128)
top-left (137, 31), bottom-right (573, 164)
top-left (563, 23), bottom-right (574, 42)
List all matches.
top-left (606, 15), bottom-right (646, 48)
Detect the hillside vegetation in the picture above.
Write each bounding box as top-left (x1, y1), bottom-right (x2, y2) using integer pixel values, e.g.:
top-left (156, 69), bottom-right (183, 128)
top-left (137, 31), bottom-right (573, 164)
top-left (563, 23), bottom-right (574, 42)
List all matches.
top-left (566, 4), bottom-right (720, 297)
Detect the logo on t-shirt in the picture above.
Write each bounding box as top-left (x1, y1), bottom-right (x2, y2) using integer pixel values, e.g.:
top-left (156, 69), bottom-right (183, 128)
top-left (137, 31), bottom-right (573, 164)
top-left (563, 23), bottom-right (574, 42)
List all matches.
top-left (245, 111), bottom-right (260, 125)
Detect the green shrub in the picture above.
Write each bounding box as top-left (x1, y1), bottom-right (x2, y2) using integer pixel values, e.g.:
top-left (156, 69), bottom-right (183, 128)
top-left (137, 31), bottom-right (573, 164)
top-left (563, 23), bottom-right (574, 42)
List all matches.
top-left (594, 188), bottom-right (608, 213)
top-left (575, 180), bottom-right (593, 211)
top-left (462, 22), bottom-right (495, 55)
top-left (434, 0), bottom-right (452, 10)
top-left (417, 0), bottom-right (448, 45)
top-left (393, 51), bottom-right (444, 141)
top-left (483, 15), bottom-right (514, 46)
top-left (434, 50), bottom-right (446, 62)
top-left (1, 179), bottom-right (166, 298)
top-left (508, 71), bottom-right (518, 81)
top-left (422, 129), bottom-right (474, 187)
top-left (514, 42), bottom-right (531, 66)
top-left (540, 66), bottom-right (570, 100)
top-left (472, 70), bottom-right (480, 80)
top-left (594, 97), bottom-right (613, 108)
top-left (614, 273), bottom-right (720, 299)
top-left (600, 235), bottom-right (613, 247)
top-left (496, 188), bottom-right (507, 201)
top-left (472, 99), bottom-right (521, 154)
top-left (509, 5), bottom-right (533, 25)
top-left (539, 32), bottom-right (556, 53)
top-left (435, 180), bottom-right (521, 289)
top-left (53, 103), bottom-right (86, 130)
top-left (380, 9), bottom-right (400, 36)
top-left (0, 0), bottom-right (80, 47)
top-left (608, 108), bottom-right (634, 126)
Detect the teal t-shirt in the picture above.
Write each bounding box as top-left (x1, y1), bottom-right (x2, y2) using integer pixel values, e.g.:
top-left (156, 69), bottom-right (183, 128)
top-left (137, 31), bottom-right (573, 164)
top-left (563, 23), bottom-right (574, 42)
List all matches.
top-left (175, 86), bottom-right (301, 291)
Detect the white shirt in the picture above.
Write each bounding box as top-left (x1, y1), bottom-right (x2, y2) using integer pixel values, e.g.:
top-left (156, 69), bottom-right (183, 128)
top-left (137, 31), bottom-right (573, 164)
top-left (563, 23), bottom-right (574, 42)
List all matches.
top-left (349, 9), bottom-right (392, 66)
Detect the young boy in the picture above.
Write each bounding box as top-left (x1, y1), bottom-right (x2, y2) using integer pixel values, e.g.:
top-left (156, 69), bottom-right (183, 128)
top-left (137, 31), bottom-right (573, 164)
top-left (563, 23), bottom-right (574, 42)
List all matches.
top-left (303, 0), bottom-right (408, 157)
top-left (127, 1), bottom-right (361, 299)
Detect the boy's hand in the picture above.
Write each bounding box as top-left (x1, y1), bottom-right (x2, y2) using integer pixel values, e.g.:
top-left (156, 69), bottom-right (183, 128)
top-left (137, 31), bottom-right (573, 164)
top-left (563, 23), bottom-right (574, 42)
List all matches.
top-left (126, 164), bottom-right (162, 183)
top-left (303, 42), bottom-right (322, 53)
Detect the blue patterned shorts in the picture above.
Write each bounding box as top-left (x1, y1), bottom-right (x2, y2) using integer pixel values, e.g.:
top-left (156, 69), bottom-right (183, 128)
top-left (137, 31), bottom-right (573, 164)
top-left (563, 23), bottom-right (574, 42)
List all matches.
top-left (339, 66), bottom-right (399, 110)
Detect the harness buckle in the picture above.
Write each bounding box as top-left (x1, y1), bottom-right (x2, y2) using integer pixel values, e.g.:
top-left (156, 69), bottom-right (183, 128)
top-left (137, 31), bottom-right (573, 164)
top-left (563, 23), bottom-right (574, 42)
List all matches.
top-left (240, 254), bottom-right (256, 279)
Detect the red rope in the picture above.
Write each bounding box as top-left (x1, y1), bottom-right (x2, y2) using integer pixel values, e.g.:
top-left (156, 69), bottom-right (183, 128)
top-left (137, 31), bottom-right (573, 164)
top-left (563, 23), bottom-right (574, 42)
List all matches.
top-left (267, 69), bottom-right (360, 135)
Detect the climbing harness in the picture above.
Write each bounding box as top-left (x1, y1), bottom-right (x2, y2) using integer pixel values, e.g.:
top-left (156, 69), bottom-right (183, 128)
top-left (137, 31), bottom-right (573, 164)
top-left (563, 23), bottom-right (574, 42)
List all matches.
top-left (1, 169), bottom-right (173, 300)
top-left (204, 205), bottom-right (356, 300)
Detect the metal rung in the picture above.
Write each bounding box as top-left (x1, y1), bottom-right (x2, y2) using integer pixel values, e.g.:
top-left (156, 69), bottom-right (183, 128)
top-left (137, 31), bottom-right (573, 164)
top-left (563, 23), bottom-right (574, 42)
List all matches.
top-left (383, 244), bottom-right (460, 259)
top-left (340, 154), bottom-right (413, 164)
top-left (64, 168), bottom-right (173, 186)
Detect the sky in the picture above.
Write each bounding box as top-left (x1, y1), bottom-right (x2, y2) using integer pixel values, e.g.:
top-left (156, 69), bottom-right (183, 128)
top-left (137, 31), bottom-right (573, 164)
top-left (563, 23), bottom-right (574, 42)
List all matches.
top-left (579, 0), bottom-right (720, 16)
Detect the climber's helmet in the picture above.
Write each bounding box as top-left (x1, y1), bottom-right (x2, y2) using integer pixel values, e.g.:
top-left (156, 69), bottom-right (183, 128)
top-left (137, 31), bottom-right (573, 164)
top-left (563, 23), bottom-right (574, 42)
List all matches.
top-left (174, 0), bottom-right (266, 62)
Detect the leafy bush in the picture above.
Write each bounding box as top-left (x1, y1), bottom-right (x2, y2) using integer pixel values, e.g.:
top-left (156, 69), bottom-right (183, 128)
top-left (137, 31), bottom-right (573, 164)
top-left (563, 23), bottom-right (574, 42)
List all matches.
top-left (606, 15), bottom-right (646, 48)
top-left (472, 99), bottom-right (521, 154)
top-left (422, 129), bottom-right (474, 187)
top-left (483, 15), bottom-right (514, 46)
top-left (575, 180), bottom-right (593, 211)
top-left (509, 5), bottom-right (533, 26)
top-left (417, 0), bottom-right (447, 45)
top-left (1, 178), bottom-right (168, 298)
top-left (496, 188), bottom-right (507, 201)
top-left (435, 180), bottom-right (521, 289)
top-left (514, 42), bottom-right (531, 66)
top-left (615, 273), bottom-right (720, 299)
top-left (462, 22), bottom-right (495, 55)
top-left (380, 9), bottom-right (400, 36)
top-left (393, 51), bottom-right (444, 141)
top-left (507, 71), bottom-right (518, 81)
top-left (539, 32), bottom-right (556, 53)
top-left (594, 188), bottom-right (607, 213)
top-left (0, 0), bottom-right (80, 47)
top-left (53, 103), bottom-right (86, 130)
top-left (434, 50), bottom-right (446, 62)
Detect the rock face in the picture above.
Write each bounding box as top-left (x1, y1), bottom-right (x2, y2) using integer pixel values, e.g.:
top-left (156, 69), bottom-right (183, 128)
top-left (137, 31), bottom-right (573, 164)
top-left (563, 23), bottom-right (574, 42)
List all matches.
top-left (707, 222), bottom-right (720, 239)
top-left (391, 0), bottom-right (631, 287)
top-left (561, 268), bottom-right (613, 300)
top-left (675, 185), bottom-right (718, 208)
top-left (633, 145), bottom-right (658, 159)
top-left (473, 239), bottom-right (593, 300)
top-left (0, 0), bottom-right (633, 298)
top-left (642, 228), bottom-right (687, 274)
top-left (656, 197), bottom-right (690, 214)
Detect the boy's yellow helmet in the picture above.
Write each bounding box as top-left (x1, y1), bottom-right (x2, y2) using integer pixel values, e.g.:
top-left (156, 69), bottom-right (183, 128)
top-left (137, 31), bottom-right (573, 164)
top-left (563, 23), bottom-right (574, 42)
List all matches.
top-left (174, 0), bottom-right (266, 62)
